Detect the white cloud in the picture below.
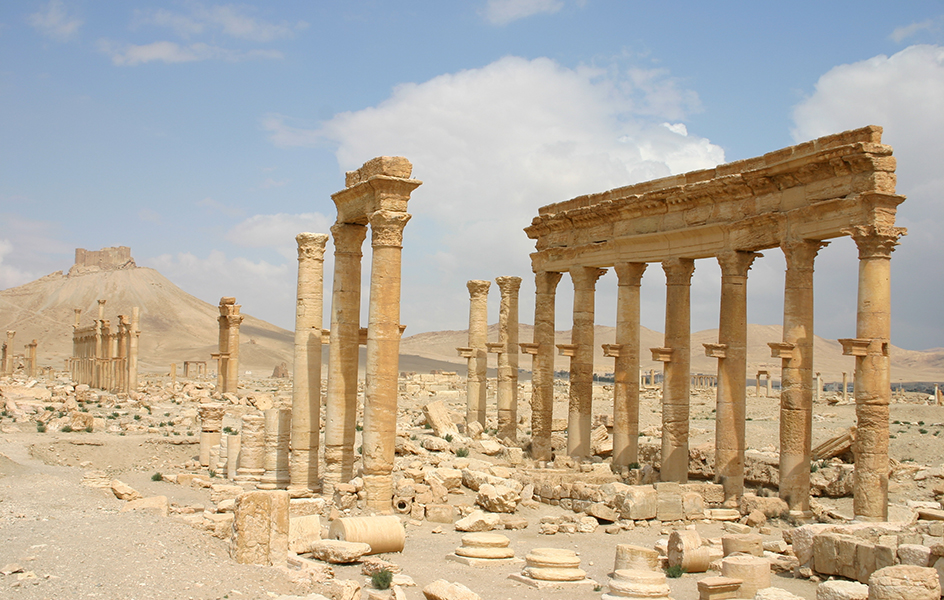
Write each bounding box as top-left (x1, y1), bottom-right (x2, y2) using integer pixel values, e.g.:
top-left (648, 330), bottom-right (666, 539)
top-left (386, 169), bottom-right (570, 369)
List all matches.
top-left (134, 4), bottom-right (307, 42)
top-left (890, 18), bottom-right (941, 43)
top-left (28, 0), bottom-right (82, 42)
top-left (226, 213), bottom-right (333, 259)
top-left (266, 55), bottom-right (723, 334)
top-left (484, 0), bottom-right (565, 25)
top-left (792, 44), bottom-right (944, 349)
top-left (0, 214), bottom-right (71, 290)
top-left (0, 239), bottom-right (35, 289)
top-left (98, 39), bottom-right (283, 66)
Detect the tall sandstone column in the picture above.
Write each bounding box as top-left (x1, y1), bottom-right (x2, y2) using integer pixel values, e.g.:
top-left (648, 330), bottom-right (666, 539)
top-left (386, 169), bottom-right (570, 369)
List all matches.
top-left (776, 240), bottom-right (826, 515)
top-left (324, 223), bottom-right (367, 494)
top-left (2, 330), bottom-right (13, 376)
top-left (289, 232), bottom-right (329, 495)
top-left (530, 271), bottom-right (562, 462)
top-left (128, 307), bottom-right (140, 393)
top-left (567, 266), bottom-right (606, 459)
top-left (496, 276), bottom-right (521, 442)
top-left (844, 225), bottom-right (904, 521)
top-left (712, 250), bottom-right (760, 505)
top-left (465, 280), bottom-right (491, 427)
top-left (361, 210), bottom-right (411, 511)
top-left (225, 303), bottom-right (243, 395)
top-left (660, 258), bottom-right (695, 483)
top-left (612, 263), bottom-right (646, 468)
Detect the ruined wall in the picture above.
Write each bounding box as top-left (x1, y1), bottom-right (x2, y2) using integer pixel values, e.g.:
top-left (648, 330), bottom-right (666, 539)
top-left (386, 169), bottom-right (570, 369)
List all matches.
top-left (69, 247), bottom-right (136, 276)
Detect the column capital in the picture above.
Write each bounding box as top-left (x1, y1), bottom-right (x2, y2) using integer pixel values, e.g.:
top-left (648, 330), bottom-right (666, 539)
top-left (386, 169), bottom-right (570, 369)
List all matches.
top-left (570, 266), bottom-right (606, 290)
top-left (717, 250), bottom-right (762, 278)
top-left (330, 222), bottom-right (368, 254)
top-left (467, 279), bottom-right (491, 298)
top-left (614, 262), bottom-right (647, 286)
top-left (535, 271), bottom-right (562, 294)
top-left (495, 275), bottom-right (522, 295)
top-left (296, 232), bottom-right (329, 261)
top-left (782, 239), bottom-right (829, 270)
top-left (662, 257), bottom-right (695, 285)
top-left (843, 225), bottom-right (907, 260)
top-left (368, 210), bottom-right (411, 248)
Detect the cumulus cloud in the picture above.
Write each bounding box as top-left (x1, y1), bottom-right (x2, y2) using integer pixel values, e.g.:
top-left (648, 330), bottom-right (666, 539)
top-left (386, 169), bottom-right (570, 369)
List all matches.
top-left (793, 44), bottom-right (944, 349)
top-left (226, 213), bottom-right (333, 259)
top-left (28, 0), bottom-right (82, 42)
top-left (265, 55), bottom-right (724, 333)
top-left (134, 4), bottom-right (308, 42)
top-left (97, 39), bottom-right (282, 65)
top-left (483, 0), bottom-right (565, 25)
top-left (890, 18), bottom-right (942, 43)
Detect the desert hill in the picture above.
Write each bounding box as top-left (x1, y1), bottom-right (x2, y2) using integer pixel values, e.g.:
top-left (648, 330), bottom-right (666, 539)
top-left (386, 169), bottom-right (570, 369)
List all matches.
top-left (1, 248), bottom-right (941, 383)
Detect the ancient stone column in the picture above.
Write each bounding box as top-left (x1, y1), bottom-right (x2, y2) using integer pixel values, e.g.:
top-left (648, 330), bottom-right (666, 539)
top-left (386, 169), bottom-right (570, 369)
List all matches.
top-left (260, 407), bottom-right (291, 490)
top-left (772, 239), bottom-right (826, 516)
top-left (529, 271), bottom-right (562, 462)
top-left (236, 413), bottom-right (265, 484)
top-left (842, 372), bottom-right (849, 403)
top-left (1, 331), bottom-right (11, 377)
top-left (26, 340), bottom-right (37, 378)
top-left (495, 276), bottom-right (521, 442)
top-left (94, 300), bottom-right (105, 388)
top-left (842, 225), bottom-right (904, 521)
top-left (659, 257), bottom-right (695, 483)
top-left (225, 303), bottom-right (243, 395)
top-left (198, 403), bottom-right (226, 467)
top-left (128, 307), bottom-right (140, 393)
top-left (612, 263), bottom-right (646, 468)
top-left (289, 232), bottom-right (329, 495)
top-left (567, 266), bottom-right (606, 460)
top-left (709, 250), bottom-right (760, 505)
top-left (464, 280), bottom-right (490, 428)
top-left (226, 433), bottom-right (241, 480)
top-left (324, 223), bottom-right (367, 494)
top-left (361, 210), bottom-right (411, 511)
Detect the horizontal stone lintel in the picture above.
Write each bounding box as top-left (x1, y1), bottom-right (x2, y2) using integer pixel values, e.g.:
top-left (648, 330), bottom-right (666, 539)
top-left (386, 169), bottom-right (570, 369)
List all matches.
top-left (486, 342), bottom-right (506, 354)
top-left (838, 337), bottom-right (889, 357)
top-left (768, 341), bottom-right (796, 360)
top-left (556, 344), bottom-right (578, 357)
top-left (519, 342), bottom-right (540, 355)
top-left (703, 342), bottom-right (727, 358)
top-left (650, 347), bottom-right (673, 362)
top-left (601, 343), bottom-right (622, 358)
top-left (456, 347), bottom-right (474, 358)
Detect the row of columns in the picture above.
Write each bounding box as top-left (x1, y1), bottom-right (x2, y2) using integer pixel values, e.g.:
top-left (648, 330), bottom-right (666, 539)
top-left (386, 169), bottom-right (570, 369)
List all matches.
top-left (528, 227), bottom-right (900, 520)
top-left (458, 276), bottom-right (522, 441)
top-left (70, 300), bottom-right (139, 394)
top-left (212, 297), bottom-right (243, 395)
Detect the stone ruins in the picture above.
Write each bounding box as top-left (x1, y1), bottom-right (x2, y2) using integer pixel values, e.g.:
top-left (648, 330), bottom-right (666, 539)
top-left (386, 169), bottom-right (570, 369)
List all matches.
top-left (69, 299), bottom-right (140, 395)
top-left (4, 130), bottom-right (944, 600)
top-left (523, 125), bottom-right (904, 522)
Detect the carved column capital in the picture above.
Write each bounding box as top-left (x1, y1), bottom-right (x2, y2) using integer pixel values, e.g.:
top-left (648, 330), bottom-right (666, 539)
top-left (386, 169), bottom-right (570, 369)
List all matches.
top-left (296, 232), bottom-right (329, 261)
top-left (467, 279), bottom-right (490, 299)
top-left (495, 276), bottom-right (522, 295)
top-left (782, 239), bottom-right (829, 271)
top-left (535, 271), bottom-right (562, 295)
top-left (717, 250), bottom-right (762, 278)
top-left (570, 266), bottom-right (606, 290)
top-left (368, 210), bottom-right (411, 248)
top-left (330, 222), bottom-right (368, 255)
top-left (662, 257), bottom-right (695, 285)
top-left (843, 225), bottom-right (907, 260)
top-left (614, 262), bottom-right (647, 286)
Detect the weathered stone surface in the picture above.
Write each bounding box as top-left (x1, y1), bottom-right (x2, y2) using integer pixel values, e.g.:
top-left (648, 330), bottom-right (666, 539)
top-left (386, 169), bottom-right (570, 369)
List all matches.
top-left (755, 588), bottom-right (805, 600)
top-left (289, 514), bottom-right (322, 554)
top-left (455, 510), bottom-right (500, 532)
top-left (816, 579), bottom-right (869, 600)
top-left (425, 504), bottom-right (457, 524)
top-left (422, 579), bottom-right (481, 600)
top-left (606, 569), bottom-right (670, 598)
top-left (423, 400), bottom-right (459, 437)
top-left (868, 565), bottom-right (941, 600)
top-left (307, 540), bottom-right (372, 564)
top-left (739, 494), bottom-right (789, 517)
top-left (614, 544), bottom-right (660, 571)
top-left (232, 490), bottom-right (289, 568)
top-left (110, 479), bottom-right (142, 501)
top-left (475, 484), bottom-right (519, 513)
top-left (120, 495), bottom-right (169, 517)
top-left (588, 502), bottom-right (619, 523)
top-left (617, 486), bottom-right (657, 520)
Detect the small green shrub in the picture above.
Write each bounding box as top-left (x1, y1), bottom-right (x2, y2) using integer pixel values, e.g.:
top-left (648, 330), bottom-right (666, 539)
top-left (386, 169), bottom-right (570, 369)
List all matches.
top-left (810, 462), bottom-right (818, 473)
top-left (134, 414), bottom-right (141, 421)
top-left (208, 470), bottom-right (217, 478)
top-left (151, 472), bottom-right (163, 481)
top-left (355, 424), bottom-right (363, 431)
top-left (371, 568), bottom-right (393, 590)
top-left (593, 585), bottom-right (603, 592)
top-left (223, 426), bottom-right (233, 434)
top-left (164, 412), bottom-right (170, 417)
top-left (627, 462), bottom-right (640, 470)
top-left (357, 445), bottom-right (363, 454)
top-left (665, 564), bottom-right (684, 578)
top-left (919, 428), bottom-right (929, 434)
top-left (61, 425), bottom-right (73, 433)
top-left (45, 405), bottom-right (54, 411)
top-left (444, 433), bottom-right (453, 442)
top-left (456, 447), bottom-right (469, 458)
top-left (187, 431), bottom-right (194, 436)
top-left (424, 422), bottom-right (432, 429)
top-left (36, 423), bottom-right (47, 433)
top-left (84, 426), bottom-right (93, 433)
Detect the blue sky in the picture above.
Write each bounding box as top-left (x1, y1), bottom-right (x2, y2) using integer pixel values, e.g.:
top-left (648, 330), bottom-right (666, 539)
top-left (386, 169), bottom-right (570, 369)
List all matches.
top-left (1, 1), bottom-right (943, 351)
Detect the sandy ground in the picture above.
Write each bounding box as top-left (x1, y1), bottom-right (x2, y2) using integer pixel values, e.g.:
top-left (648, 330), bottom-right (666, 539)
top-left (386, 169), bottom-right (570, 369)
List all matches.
top-left (1, 376), bottom-right (942, 600)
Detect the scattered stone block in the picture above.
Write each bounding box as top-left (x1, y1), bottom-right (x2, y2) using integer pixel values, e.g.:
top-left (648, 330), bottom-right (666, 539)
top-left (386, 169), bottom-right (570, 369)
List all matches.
top-left (120, 495), bottom-right (169, 517)
top-left (614, 544), bottom-right (660, 571)
top-left (232, 490), bottom-right (289, 567)
top-left (697, 576), bottom-right (742, 600)
top-left (755, 588), bottom-right (805, 600)
top-left (110, 479), bottom-right (142, 501)
top-left (289, 514), bottom-right (321, 554)
top-left (618, 486), bottom-right (657, 521)
top-left (422, 579), bottom-right (481, 600)
top-left (307, 540), bottom-right (372, 564)
top-left (475, 483), bottom-right (519, 513)
top-left (425, 504), bottom-right (457, 524)
top-left (588, 502), bottom-right (619, 523)
top-left (721, 533), bottom-right (763, 557)
top-left (868, 565), bottom-right (941, 600)
top-left (897, 543), bottom-right (932, 567)
top-left (455, 509), bottom-right (500, 532)
top-left (720, 555), bottom-right (770, 599)
top-left (816, 579), bottom-right (868, 600)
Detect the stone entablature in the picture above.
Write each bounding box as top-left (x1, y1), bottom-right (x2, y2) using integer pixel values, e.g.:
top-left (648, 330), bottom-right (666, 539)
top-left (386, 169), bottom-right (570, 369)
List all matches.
top-left (526, 126), bottom-right (902, 270)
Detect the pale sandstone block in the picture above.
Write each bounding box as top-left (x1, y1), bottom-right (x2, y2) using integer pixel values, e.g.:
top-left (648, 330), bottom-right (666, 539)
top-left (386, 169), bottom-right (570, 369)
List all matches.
top-left (422, 400), bottom-right (458, 437)
top-left (422, 579), bottom-right (481, 600)
top-left (614, 544), bottom-right (660, 571)
top-left (455, 509), bottom-right (500, 532)
top-left (816, 580), bottom-right (869, 600)
top-left (289, 514), bottom-right (322, 554)
top-left (232, 490), bottom-right (289, 567)
top-left (307, 540), bottom-right (371, 564)
top-left (619, 486), bottom-right (657, 520)
top-left (755, 588), bottom-right (805, 600)
top-left (898, 544), bottom-right (932, 567)
top-left (868, 565), bottom-right (941, 600)
top-left (720, 555), bottom-right (770, 599)
top-left (120, 495), bottom-right (169, 517)
top-left (110, 479), bottom-right (142, 501)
